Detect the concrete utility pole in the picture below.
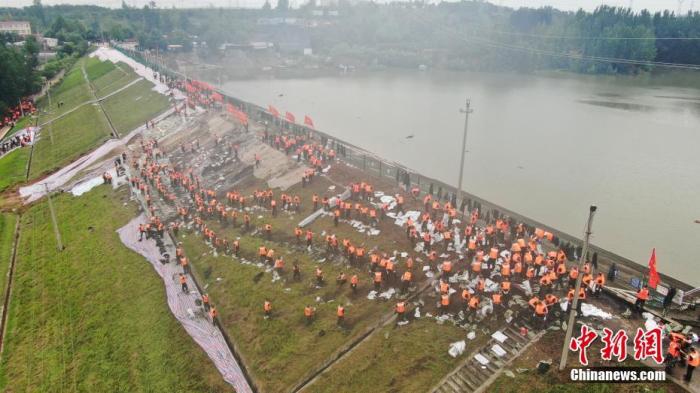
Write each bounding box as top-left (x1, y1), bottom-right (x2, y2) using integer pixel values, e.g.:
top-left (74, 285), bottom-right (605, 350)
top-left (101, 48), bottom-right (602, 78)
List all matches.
top-left (44, 184), bottom-right (64, 251)
top-left (457, 98), bottom-right (473, 206)
top-left (559, 205), bottom-right (597, 371)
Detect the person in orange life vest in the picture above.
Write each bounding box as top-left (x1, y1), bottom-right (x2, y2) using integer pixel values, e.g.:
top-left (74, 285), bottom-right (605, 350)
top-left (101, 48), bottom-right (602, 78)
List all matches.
top-left (440, 292), bottom-right (450, 315)
top-left (500, 279), bottom-right (512, 304)
top-left (209, 305), bottom-right (219, 326)
top-left (316, 266), bottom-right (324, 286)
top-left (274, 257), bottom-right (284, 272)
top-left (374, 270), bottom-right (383, 291)
top-left (400, 271), bottom-right (412, 294)
top-left (441, 260), bottom-right (453, 280)
top-left (566, 285), bottom-right (587, 314)
top-left (396, 194), bottom-right (405, 214)
top-left (337, 305), bottom-right (345, 326)
top-left (306, 230), bottom-right (313, 248)
top-left (466, 295), bottom-right (481, 320)
top-left (593, 272), bottom-right (606, 296)
top-left (423, 232), bottom-right (431, 252)
top-left (265, 223), bottom-right (272, 240)
top-left (263, 300), bottom-right (272, 318)
top-left (533, 300), bottom-right (548, 330)
top-left (635, 285), bottom-right (650, 314)
top-left (294, 227), bottom-right (303, 243)
top-left (492, 291), bottom-right (505, 311)
top-left (333, 208), bottom-right (340, 226)
top-left (395, 301), bottom-right (407, 322)
top-left (665, 338), bottom-right (682, 372)
top-left (179, 273), bottom-right (188, 293)
top-left (568, 266), bottom-right (579, 289)
top-left (539, 274), bottom-right (553, 297)
top-left (270, 198), bottom-right (277, 216)
top-left (304, 305), bottom-right (316, 325)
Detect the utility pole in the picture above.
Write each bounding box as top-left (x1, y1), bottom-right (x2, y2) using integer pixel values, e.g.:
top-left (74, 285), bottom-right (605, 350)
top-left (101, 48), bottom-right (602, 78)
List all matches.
top-left (559, 205), bottom-right (597, 371)
top-left (18, 99), bottom-right (24, 118)
top-left (457, 98), bottom-right (473, 206)
top-left (45, 183), bottom-right (64, 251)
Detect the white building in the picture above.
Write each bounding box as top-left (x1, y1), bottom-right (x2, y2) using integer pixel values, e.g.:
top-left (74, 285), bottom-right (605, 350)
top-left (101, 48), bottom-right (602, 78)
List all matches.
top-left (0, 21), bottom-right (32, 37)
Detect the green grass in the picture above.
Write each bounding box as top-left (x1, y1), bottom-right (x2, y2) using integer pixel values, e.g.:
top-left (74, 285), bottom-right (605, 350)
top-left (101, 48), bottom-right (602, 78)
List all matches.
top-left (92, 62), bottom-right (138, 99)
top-left (306, 319), bottom-right (472, 393)
top-left (101, 79), bottom-right (170, 135)
top-left (0, 148), bottom-right (30, 192)
top-left (84, 56), bottom-right (116, 81)
top-left (0, 213), bottom-right (17, 301)
top-left (18, 55), bottom-right (169, 181)
top-left (29, 104), bottom-right (112, 179)
top-left (180, 231), bottom-right (390, 393)
top-left (36, 61), bottom-right (92, 125)
top-left (0, 186), bottom-right (231, 392)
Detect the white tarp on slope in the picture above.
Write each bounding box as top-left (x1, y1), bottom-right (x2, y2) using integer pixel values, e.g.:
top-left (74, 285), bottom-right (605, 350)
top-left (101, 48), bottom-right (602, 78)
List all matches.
top-left (118, 215), bottom-right (252, 393)
top-left (19, 108), bottom-right (176, 203)
top-left (90, 46), bottom-right (185, 100)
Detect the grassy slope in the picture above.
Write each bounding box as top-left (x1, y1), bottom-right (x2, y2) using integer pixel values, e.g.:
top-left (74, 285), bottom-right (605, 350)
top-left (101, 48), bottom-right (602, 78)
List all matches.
top-left (0, 186), bottom-right (231, 392)
top-left (29, 104), bottom-right (112, 179)
top-left (84, 56), bottom-right (116, 81)
top-left (180, 231), bottom-right (389, 393)
top-left (175, 172), bottom-right (440, 392)
top-left (1, 54), bottom-right (168, 193)
top-left (0, 213), bottom-right (17, 303)
top-left (101, 79), bottom-right (170, 135)
top-left (93, 62), bottom-right (139, 99)
top-left (306, 318), bottom-right (474, 393)
top-left (36, 61), bottom-right (92, 125)
top-left (27, 56), bottom-right (169, 180)
top-left (0, 148), bottom-right (30, 193)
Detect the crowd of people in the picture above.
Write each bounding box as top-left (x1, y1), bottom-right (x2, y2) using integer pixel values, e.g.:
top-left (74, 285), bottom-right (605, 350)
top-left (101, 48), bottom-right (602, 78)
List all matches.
top-left (122, 78), bottom-right (697, 383)
top-left (0, 99), bottom-right (35, 129)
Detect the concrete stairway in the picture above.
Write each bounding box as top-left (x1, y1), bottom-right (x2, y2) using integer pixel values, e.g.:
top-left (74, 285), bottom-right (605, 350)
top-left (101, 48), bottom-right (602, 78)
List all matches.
top-left (430, 320), bottom-right (546, 393)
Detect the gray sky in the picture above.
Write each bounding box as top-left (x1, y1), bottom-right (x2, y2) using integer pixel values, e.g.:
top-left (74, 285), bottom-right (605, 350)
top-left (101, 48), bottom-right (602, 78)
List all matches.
top-left (0, 0), bottom-right (687, 13)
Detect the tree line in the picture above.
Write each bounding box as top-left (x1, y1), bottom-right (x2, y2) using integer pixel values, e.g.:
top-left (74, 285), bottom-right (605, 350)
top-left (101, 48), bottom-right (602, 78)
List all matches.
top-left (1, 1), bottom-right (700, 75)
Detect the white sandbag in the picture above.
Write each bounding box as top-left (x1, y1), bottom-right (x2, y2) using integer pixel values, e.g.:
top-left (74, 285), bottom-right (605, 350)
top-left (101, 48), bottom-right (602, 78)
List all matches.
top-left (448, 340), bottom-right (466, 358)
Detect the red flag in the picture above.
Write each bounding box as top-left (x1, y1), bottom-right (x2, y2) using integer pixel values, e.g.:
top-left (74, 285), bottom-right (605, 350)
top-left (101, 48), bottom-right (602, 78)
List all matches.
top-left (304, 115), bottom-right (314, 128)
top-left (268, 105), bottom-right (280, 117)
top-left (648, 248), bottom-right (660, 289)
top-left (285, 111), bottom-right (296, 123)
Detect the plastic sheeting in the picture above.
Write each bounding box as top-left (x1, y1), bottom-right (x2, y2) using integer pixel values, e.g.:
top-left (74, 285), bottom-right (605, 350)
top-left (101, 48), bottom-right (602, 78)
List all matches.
top-left (118, 215), bottom-right (252, 393)
top-left (581, 303), bottom-right (613, 320)
top-left (448, 340), bottom-right (466, 358)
